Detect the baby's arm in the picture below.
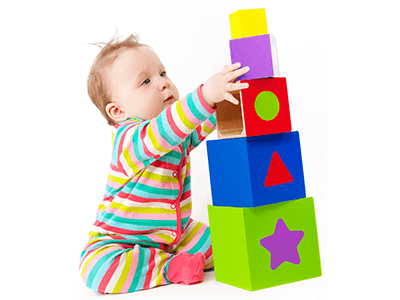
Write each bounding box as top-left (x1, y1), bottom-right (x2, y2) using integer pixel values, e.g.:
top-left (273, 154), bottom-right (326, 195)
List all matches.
top-left (112, 87), bottom-right (214, 177)
top-left (186, 113), bottom-right (216, 152)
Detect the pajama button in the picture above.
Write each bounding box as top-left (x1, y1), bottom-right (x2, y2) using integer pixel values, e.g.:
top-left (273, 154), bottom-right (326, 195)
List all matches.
top-left (172, 171), bottom-right (178, 178)
top-left (171, 204), bottom-right (176, 209)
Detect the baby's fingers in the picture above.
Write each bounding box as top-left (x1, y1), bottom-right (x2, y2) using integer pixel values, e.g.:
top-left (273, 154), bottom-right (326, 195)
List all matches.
top-left (221, 62), bottom-right (242, 75)
top-left (228, 81), bottom-right (249, 92)
top-left (229, 66), bottom-right (250, 82)
top-left (224, 92), bottom-right (240, 105)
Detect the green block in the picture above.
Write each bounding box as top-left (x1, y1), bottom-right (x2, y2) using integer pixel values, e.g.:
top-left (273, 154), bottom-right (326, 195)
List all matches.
top-left (207, 197), bottom-right (322, 291)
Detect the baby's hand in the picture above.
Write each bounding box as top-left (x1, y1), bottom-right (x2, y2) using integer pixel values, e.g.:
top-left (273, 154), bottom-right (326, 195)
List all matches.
top-left (202, 63), bottom-right (250, 107)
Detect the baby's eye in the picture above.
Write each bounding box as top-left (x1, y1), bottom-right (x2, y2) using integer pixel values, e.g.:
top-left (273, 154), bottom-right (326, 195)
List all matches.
top-left (160, 71), bottom-right (166, 77)
top-left (141, 79), bottom-right (150, 85)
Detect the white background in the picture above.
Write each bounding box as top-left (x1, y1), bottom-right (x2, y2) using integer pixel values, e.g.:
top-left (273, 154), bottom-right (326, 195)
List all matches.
top-left (1, 0), bottom-right (398, 299)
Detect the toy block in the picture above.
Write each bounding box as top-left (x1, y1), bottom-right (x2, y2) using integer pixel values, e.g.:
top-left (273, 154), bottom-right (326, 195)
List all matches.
top-left (229, 8), bottom-right (268, 39)
top-left (230, 34), bottom-right (280, 81)
top-left (207, 197), bottom-right (322, 291)
top-left (216, 77), bottom-right (291, 139)
top-left (206, 131), bottom-right (305, 207)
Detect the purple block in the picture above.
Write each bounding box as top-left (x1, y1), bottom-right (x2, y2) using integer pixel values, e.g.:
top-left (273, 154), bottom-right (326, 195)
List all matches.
top-left (229, 34), bottom-right (280, 81)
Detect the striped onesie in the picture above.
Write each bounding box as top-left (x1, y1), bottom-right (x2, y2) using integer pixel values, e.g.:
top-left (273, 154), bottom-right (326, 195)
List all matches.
top-left (79, 86), bottom-right (216, 294)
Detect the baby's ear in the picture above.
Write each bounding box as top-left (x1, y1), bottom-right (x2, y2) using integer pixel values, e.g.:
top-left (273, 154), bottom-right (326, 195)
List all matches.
top-left (105, 102), bottom-right (126, 123)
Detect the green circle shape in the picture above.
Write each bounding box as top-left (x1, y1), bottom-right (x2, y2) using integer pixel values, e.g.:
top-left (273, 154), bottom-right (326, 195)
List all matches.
top-left (254, 91), bottom-right (280, 121)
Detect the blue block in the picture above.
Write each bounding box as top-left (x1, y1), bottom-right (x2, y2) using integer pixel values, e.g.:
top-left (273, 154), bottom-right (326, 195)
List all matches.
top-left (206, 131), bottom-right (306, 207)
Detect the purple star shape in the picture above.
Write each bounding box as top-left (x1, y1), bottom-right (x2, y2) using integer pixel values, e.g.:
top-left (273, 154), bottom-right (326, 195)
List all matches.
top-left (260, 219), bottom-right (304, 270)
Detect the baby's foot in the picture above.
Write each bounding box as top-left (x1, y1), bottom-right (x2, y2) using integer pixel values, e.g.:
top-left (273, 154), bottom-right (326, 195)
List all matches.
top-left (167, 252), bottom-right (206, 285)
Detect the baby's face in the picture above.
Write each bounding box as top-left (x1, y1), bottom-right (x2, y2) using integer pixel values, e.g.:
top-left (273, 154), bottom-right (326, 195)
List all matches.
top-left (105, 47), bottom-right (179, 121)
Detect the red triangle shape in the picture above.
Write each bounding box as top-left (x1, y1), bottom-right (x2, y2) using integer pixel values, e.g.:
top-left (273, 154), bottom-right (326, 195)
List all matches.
top-left (264, 151), bottom-right (294, 187)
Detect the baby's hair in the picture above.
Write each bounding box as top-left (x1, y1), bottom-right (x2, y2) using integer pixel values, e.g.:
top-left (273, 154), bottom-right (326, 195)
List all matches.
top-left (87, 32), bottom-right (150, 125)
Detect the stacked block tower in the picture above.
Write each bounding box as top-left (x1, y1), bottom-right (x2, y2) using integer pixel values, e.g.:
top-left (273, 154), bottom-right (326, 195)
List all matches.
top-left (206, 8), bottom-right (322, 291)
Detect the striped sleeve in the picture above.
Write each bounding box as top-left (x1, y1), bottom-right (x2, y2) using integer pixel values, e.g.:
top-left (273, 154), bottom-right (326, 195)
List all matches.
top-left (112, 86), bottom-right (216, 176)
top-left (187, 112), bottom-right (216, 152)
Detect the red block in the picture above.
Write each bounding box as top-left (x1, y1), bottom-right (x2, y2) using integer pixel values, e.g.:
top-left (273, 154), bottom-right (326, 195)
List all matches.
top-left (216, 77), bottom-right (292, 139)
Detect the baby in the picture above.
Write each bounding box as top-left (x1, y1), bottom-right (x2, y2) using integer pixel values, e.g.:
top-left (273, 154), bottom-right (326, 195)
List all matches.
top-left (79, 34), bottom-right (249, 294)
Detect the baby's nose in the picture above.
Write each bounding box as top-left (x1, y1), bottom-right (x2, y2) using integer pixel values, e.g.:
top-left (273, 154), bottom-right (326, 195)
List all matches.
top-left (159, 78), bottom-right (169, 90)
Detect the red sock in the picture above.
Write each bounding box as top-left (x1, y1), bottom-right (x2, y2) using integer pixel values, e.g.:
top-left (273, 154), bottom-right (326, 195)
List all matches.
top-left (167, 252), bottom-right (206, 285)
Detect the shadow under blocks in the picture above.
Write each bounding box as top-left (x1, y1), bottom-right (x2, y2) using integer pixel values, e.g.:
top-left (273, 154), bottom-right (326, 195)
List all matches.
top-left (206, 8), bottom-right (322, 292)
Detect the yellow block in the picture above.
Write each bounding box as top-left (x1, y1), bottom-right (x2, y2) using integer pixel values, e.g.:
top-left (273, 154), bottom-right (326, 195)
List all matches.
top-left (229, 8), bottom-right (268, 39)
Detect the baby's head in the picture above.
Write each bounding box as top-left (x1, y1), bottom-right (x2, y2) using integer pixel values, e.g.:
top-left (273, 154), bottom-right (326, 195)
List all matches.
top-left (88, 34), bottom-right (179, 125)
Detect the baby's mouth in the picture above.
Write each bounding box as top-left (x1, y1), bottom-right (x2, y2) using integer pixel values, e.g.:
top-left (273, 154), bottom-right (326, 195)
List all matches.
top-left (164, 95), bottom-right (174, 103)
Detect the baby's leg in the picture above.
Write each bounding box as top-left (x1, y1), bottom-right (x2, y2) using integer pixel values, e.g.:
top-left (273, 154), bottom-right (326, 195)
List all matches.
top-left (79, 237), bottom-right (172, 294)
top-left (167, 218), bottom-right (214, 270)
